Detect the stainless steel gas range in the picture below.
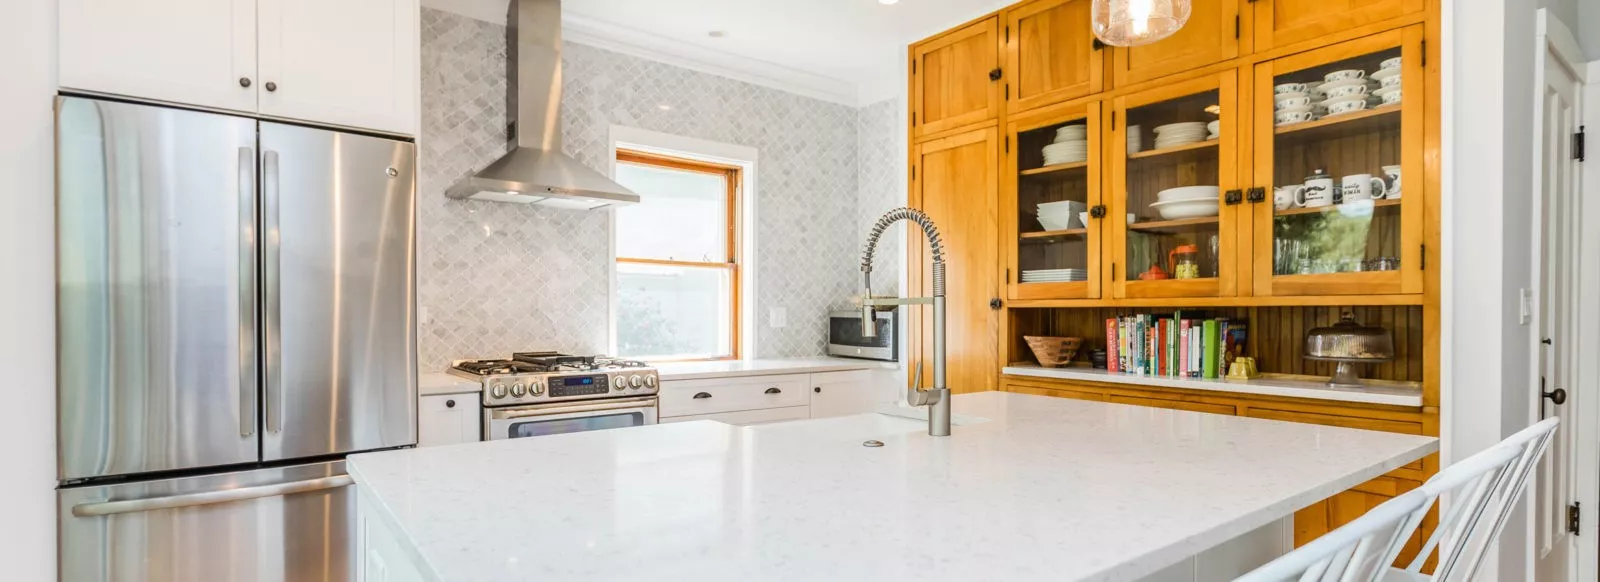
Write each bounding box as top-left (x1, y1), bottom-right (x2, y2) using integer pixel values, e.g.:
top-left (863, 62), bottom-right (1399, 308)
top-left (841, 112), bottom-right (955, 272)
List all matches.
top-left (448, 352), bottom-right (660, 440)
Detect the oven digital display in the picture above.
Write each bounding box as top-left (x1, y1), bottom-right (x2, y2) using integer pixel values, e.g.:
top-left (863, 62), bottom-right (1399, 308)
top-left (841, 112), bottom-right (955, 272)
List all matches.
top-left (550, 375), bottom-right (609, 397)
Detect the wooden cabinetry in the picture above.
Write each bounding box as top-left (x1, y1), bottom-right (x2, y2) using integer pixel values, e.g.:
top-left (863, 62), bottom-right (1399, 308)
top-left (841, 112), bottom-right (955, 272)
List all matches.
top-left (1004, 100), bottom-right (1104, 300)
top-left (1252, 0), bottom-right (1425, 52)
top-left (1005, 0), bottom-right (1103, 115)
top-left (912, 127), bottom-right (1002, 394)
top-left (59, 0), bottom-right (419, 135)
top-left (1111, 0), bottom-right (1241, 86)
top-left (912, 16), bottom-right (1003, 139)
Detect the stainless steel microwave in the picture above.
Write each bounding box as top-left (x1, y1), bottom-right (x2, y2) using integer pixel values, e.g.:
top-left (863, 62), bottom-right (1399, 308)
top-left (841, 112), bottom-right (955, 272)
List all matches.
top-left (828, 310), bottom-right (898, 361)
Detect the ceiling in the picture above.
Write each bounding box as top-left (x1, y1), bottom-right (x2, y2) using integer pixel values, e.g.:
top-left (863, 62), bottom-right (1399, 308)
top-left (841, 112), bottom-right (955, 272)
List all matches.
top-left (421, 0), bottom-right (1011, 106)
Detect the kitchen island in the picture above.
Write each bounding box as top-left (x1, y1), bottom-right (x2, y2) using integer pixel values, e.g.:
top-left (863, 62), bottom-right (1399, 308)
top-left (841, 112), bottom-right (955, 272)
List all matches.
top-left (348, 391), bottom-right (1436, 582)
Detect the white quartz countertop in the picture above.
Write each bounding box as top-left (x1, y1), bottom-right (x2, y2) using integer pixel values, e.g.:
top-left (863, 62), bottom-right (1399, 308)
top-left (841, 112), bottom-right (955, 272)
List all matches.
top-left (655, 357), bottom-right (896, 380)
top-left (349, 391), bottom-right (1436, 582)
top-left (1004, 365), bottom-right (1425, 407)
top-left (418, 372), bottom-right (480, 396)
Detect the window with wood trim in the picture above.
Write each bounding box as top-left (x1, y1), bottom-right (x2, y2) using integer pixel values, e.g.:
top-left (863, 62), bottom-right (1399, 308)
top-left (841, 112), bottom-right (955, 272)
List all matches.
top-left (613, 150), bottom-right (741, 361)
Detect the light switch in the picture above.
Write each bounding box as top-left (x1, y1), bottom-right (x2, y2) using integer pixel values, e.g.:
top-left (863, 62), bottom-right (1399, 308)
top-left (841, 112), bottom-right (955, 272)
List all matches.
top-left (769, 307), bottom-right (787, 328)
top-left (1519, 288), bottom-right (1532, 325)
top-left (420, 306), bottom-right (431, 326)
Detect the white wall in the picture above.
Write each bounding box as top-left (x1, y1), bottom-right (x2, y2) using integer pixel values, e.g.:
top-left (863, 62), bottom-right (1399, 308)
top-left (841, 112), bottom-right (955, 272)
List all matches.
top-left (0, 0), bottom-right (58, 580)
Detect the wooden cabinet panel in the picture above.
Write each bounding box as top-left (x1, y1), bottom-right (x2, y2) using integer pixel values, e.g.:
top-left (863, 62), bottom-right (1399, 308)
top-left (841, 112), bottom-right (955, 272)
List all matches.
top-left (911, 127), bottom-right (1000, 394)
top-left (59, 0), bottom-right (258, 113)
top-left (1253, 0), bottom-right (1424, 51)
top-left (1107, 394), bottom-right (1237, 415)
top-left (1111, 0), bottom-right (1240, 86)
top-left (913, 17), bottom-right (1002, 139)
top-left (1007, 383), bottom-right (1105, 401)
top-left (1005, 0), bottom-right (1102, 114)
top-left (258, 0), bottom-right (419, 135)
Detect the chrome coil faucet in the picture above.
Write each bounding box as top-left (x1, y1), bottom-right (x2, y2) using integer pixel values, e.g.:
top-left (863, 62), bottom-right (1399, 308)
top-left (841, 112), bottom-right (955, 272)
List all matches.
top-left (859, 207), bottom-right (950, 437)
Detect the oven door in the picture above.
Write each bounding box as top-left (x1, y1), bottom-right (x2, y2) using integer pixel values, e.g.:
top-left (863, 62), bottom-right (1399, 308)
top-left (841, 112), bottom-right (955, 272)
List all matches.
top-left (484, 396), bottom-right (658, 441)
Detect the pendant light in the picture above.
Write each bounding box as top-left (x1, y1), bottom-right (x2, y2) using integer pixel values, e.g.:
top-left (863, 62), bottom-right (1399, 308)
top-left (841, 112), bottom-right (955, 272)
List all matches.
top-left (1091, 0), bottom-right (1191, 47)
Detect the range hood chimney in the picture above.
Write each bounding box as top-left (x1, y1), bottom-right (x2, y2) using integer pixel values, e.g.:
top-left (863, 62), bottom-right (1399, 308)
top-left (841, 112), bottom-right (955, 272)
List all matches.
top-left (445, 0), bottom-right (638, 209)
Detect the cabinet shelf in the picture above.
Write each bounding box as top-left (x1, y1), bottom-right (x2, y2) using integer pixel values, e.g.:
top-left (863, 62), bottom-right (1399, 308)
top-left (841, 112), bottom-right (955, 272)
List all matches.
top-left (1127, 139), bottom-right (1218, 161)
top-left (1127, 216), bottom-right (1219, 233)
top-left (1274, 106), bottom-right (1400, 140)
top-left (1020, 161), bottom-right (1089, 177)
top-left (1275, 198), bottom-right (1402, 217)
top-left (1019, 228), bottom-right (1088, 243)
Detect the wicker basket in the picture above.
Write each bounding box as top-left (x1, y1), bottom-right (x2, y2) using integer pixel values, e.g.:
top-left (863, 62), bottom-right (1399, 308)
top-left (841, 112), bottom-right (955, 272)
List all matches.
top-left (1024, 336), bottom-right (1083, 368)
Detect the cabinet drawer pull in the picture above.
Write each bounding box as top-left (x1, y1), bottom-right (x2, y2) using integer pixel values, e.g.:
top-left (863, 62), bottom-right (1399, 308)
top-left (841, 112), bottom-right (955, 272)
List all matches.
top-left (265, 81), bottom-right (278, 92)
top-left (693, 392), bottom-right (713, 399)
top-left (239, 77), bottom-right (252, 88)
top-left (445, 399), bottom-right (456, 408)
top-left (764, 387), bottom-right (782, 394)
top-left (814, 387), bottom-right (822, 393)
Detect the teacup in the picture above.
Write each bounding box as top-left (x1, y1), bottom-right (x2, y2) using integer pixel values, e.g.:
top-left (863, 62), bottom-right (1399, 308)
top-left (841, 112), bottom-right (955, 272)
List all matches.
top-left (1340, 174), bottom-right (1387, 202)
top-left (1324, 84), bottom-right (1370, 99)
top-left (1274, 82), bottom-right (1310, 95)
top-left (1381, 165), bottom-right (1402, 199)
top-left (1275, 110), bottom-right (1316, 125)
top-left (1276, 96), bottom-right (1313, 109)
top-left (1380, 90), bottom-right (1403, 105)
top-left (1326, 99), bottom-right (1368, 115)
top-left (1379, 74), bottom-right (1402, 88)
top-left (1325, 69), bottom-right (1367, 83)
top-left (1274, 186), bottom-right (1299, 211)
top-left (1379, 57), bottom-right (1402, 70)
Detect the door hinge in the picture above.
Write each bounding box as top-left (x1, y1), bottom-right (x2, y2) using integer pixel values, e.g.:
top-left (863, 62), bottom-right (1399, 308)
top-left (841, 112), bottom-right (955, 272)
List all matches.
top-left (1005, 26), bottom-right (1010, 43)
top-left (1420, 243), bottom-right (1427, 270)
top-left (911, 166), bottom-right (916, 180)
top-left (912, 112), bottom-right (918, 126)
top-left (1421, 40), bottom-right (1427, 68)
top-left (1005, 268), bottom-right (1011, 284)
top-left (1235, 15), bottom-right (1241, 39)
top-left (912, 60), bottom-right (917, 75)
top-left (1111, 110), bottom-right (1118, 130)
top-left (1005, 135), bottom-right (1010, 153)
top-left (1005, 84), bottom-right (1011, 100)
top-left (1575, 126), bottom-right (1586, 161)
top-left (1570, 502), bottom-right (1581, 534)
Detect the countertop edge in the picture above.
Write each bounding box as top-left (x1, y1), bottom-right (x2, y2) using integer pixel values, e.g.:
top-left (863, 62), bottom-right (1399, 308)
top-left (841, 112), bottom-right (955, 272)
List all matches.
top-left (346, 459), bottom-right (445, 582)
top-left (1001, 365), bottom-right (1424, 407)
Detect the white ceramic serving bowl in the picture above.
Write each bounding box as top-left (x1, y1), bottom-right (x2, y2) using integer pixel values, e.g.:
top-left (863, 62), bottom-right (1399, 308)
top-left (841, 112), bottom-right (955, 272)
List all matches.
top-left (1206, 120), bottom-right (1221, 135)
top-left (1156, 185), bottom-right (1219, 202)
top-left (1037, 214), bottom-right (1074, 231)
top-left (1150, 198), bottom-right (1221, 220)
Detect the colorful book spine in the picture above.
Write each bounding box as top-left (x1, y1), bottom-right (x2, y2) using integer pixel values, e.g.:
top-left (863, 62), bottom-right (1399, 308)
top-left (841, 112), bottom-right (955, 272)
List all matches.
top-left (1105, 318), bottom-right (1120, 372)
top-left (1179, 319), bottom-right (1191, 378)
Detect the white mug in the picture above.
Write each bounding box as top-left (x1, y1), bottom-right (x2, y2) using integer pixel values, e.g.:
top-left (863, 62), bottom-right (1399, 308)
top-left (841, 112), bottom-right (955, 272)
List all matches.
top-left (1276, 96), bottom-right (1313, 109)
top-left (1275, 110), bottom-right (1316, 124)
top-left (1327, 99), bottom-right (1368, 115)
top-left (1296, 177), bottom-right (1336, 208)
top-left (1274, 186), bottom-right (1299, 210)
top-left (1324, 84), bottom-right (1370, 99)
top-left (1340, 174), bottom-right (1387, 202)
top-left (1274, 82), bottom-right (1309, 95)
top-left (1382, 165), bottom-right (1402, 199)
top-left (1325, 69), bottom-right (1367, 83)
top-left (1381, 91), bottom-right (1403, 105)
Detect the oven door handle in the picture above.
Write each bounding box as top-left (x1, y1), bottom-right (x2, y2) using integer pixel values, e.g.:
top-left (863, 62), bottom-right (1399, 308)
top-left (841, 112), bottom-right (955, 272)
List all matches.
top-left (493, 397), bottom-right (658, 420)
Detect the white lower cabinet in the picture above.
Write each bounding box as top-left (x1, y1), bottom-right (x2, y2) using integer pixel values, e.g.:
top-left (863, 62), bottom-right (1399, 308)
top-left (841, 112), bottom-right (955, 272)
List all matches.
top-left (660, 406), bottom-right (812, 426)
top-left (658, 368), bottom-right (898, 425)
top-left (809, 369), bottom-right (898, 419)
top-left (417, 394), bottom-right (480, 446)
top-left (355, 488), bottom-right (428, 582)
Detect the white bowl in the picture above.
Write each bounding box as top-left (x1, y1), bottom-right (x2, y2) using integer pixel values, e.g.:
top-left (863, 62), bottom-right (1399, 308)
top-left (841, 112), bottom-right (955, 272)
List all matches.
top-left (1156, 185), bottom-right (1219, 202)
top-left (1150, 198), bottom-right (1221, 220)
top-left (1037, 214), bottom-right (1074, 231)
top-left (1207, 120), bottom-right (1221, 135)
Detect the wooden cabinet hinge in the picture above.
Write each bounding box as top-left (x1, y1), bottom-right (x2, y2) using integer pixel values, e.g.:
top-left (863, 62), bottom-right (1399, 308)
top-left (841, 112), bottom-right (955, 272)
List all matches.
top-left (1111, 111), bottom-right (1117, 130)
top-left (912, 60), bottom-right (917, 75)
top-left (1005, 26), bottom-right (1010, 43)
top-left (1575, 125), bottom-right (1587, 161)
top-left (1005, 84), bottom-right (1010, 100)
top-left (1420, 243), bottom-right (1427, 270)
top-left (1570, 502), bottom-right (1582, 535)
top-left (1005, 268), bottom-right (1011, 284)
top-left (911, 166), bottom-right (916, 180)
top-left (912, 112), bottom-right (918, 126)
top-left (1421, 40), bottom-right (1427, 68)
top-left (1235, 15), bottom-right (1240, 39)
top-left (1005, 135), bottom-right (1010, 153)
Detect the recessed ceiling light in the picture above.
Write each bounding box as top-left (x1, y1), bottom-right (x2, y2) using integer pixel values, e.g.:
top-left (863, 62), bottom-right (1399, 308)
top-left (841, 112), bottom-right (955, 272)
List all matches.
top-left (708, 30), bottom-right (727, 38)
top-left (879, 0), bottom-right (899, 4)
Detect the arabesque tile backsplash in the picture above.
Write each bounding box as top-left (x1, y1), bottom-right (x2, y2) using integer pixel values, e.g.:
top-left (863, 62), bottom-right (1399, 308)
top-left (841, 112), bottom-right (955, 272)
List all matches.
top-left (418, 8), bottom-right (902, 369)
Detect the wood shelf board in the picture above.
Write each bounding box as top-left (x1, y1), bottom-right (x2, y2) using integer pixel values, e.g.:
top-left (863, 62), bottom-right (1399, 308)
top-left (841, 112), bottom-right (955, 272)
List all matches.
top-left (1019, 228), bottom-right (1088, 242)
top-left (1274, 198), bottom-right (1402, 217)
top-left (1274, 106), bottom-right (1400, 136)
top-left (1001, 365), bottom-right (1423, 407)
top-left (1127, 139), bottom-right (1219, 160)
top-left (1127, 216), bottom-right (1220, 232)
top-left (1020, 161), bottom-right (1089, 176)
top-left (1004, 294), bottom-right (1426, 308)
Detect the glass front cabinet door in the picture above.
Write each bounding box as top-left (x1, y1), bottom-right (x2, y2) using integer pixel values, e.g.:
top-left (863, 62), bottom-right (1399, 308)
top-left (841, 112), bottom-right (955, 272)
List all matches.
top-left (1248, 27), bottom-right (1424, 296)
top-left (1109, 72), bottom-right (1242, 299)
top-left (1005, 100), bottom-right (1102, 300)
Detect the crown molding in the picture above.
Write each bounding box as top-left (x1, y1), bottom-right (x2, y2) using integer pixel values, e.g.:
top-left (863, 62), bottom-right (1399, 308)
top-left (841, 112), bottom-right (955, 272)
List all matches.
top-left (559, 13), bottom-right (861, 107)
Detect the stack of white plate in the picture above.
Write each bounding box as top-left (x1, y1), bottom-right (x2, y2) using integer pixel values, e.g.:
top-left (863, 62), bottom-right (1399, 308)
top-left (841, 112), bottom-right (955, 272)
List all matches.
top-left (1127, 124), bottom-right (1143, 154)
top-left (1035, 200), bottom-right (1086, 231)
top-left (1372, 57), bottom-right (1401, 107)
top-left (1042, 123), bottom-right (1089, 165)
top-left (1149, 185), bottom-right (1220, 220)
top-left (1021, 268), bottom-right (1088, 283)
top-left (1152, 122), bottom-right (1208, 149)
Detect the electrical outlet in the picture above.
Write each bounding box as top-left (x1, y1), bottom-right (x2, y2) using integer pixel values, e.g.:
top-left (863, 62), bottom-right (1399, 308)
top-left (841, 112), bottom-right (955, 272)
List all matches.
top-left (769, 307), bottom-right (787, 328)
top-left (419, 306), bottom-right (431, 326)
top-left (1519, 288), bottom-right (1532, 325)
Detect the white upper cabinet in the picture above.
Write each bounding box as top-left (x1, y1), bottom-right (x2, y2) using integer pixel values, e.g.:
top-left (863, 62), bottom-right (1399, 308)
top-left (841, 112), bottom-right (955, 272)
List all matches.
top-left (257, 0), bottom-right (418, 135)
top-left (59, 0), bottom-right (258, 113)
top-left (59, 0), bottom-right (418, 136)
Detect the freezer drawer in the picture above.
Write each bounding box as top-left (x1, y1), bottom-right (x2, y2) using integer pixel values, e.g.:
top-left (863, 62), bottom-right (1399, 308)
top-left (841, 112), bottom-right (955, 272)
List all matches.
top-left (59, 461), bottom-right (353, 582)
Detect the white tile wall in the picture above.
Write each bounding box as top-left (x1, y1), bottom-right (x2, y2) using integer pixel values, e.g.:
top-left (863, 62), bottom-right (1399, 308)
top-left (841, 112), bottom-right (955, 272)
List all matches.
top-left (419, 8), bottom-right (902, 369)
top-left (856, 98), bottom-right (904, 297)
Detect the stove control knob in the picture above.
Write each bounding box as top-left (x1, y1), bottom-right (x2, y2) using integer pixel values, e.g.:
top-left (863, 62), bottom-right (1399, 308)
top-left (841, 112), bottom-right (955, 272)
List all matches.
top-left (529, 381), bottom-right (544, 396)
top-left (629, 375), bottom-right (643, 389)
top-left (644, 375), bottom-right (657, 388)
top-left (510, 383), bottom-right (527, 398)
top-left (490, 383), bottom-right (508, 399)
top-left (613, 375), bottom-right (626, 391)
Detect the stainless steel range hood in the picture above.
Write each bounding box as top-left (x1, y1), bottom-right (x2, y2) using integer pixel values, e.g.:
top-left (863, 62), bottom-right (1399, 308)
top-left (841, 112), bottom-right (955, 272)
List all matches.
top-left (445, 0), bottom-right (638, 209)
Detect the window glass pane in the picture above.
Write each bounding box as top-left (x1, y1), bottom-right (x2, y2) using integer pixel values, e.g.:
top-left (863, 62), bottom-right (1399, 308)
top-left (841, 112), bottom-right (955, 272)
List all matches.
top-left (616, 263), bottom-right (733, 359)
top-left (615, 162), bottom-right (728, 262)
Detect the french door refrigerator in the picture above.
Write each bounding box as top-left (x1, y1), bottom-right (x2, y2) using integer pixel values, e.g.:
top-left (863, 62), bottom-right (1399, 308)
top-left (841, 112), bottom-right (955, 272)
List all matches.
top-left (55, 95), bottom-right (416, 582)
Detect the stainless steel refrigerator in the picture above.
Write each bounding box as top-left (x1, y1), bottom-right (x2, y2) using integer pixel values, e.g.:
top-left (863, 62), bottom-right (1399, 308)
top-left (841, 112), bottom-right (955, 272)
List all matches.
top-left (54, 95), bottom-right (417, 582)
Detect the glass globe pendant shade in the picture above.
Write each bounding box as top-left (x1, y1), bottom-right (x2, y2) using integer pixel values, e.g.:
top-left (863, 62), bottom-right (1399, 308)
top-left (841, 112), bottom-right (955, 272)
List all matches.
top-left (1091, 0), bottom-right (1191, 47)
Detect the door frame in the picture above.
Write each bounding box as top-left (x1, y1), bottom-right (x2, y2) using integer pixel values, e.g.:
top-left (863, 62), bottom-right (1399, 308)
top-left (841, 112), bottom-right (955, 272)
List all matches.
top-left (1529, 8), bottom-right (1594, 582)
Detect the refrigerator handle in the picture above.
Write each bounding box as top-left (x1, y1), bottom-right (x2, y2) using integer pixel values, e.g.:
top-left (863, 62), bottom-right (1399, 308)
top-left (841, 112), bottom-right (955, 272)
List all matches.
top-left (263, 149), bottom-right (284, 434)
top-left (239, 146), bottom-right (257, 437)
top-left (70, 475), bottom-right (353, 517)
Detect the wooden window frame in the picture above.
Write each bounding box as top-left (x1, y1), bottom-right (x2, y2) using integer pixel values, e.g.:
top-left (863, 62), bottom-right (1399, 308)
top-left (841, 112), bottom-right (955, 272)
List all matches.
top-left (614, 149), bottom-right (742, 361)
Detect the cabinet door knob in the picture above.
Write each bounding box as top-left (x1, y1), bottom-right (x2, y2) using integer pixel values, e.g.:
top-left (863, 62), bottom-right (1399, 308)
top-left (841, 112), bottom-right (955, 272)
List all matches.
top-left (1246, 187), bottom-right (1267, 204)
top-left (239, 77), bottom-right (252, 88)
top-left (265, 81), bottom-right (278, 92)
top-left (814, 387), bottom-right (821, 393)
top-left (764, 387), bottom-right (782, 394)
top-left (445, 399), bottom-right (456, 408)
top-left (1224, 189), bottom-right (1244, 205)
top-left (693, 392), bottom-right (712, 399)
top-left (989, 68), bottom-right (1003, 81)
top-left (1089, 205), bottom-right (1107, 219)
